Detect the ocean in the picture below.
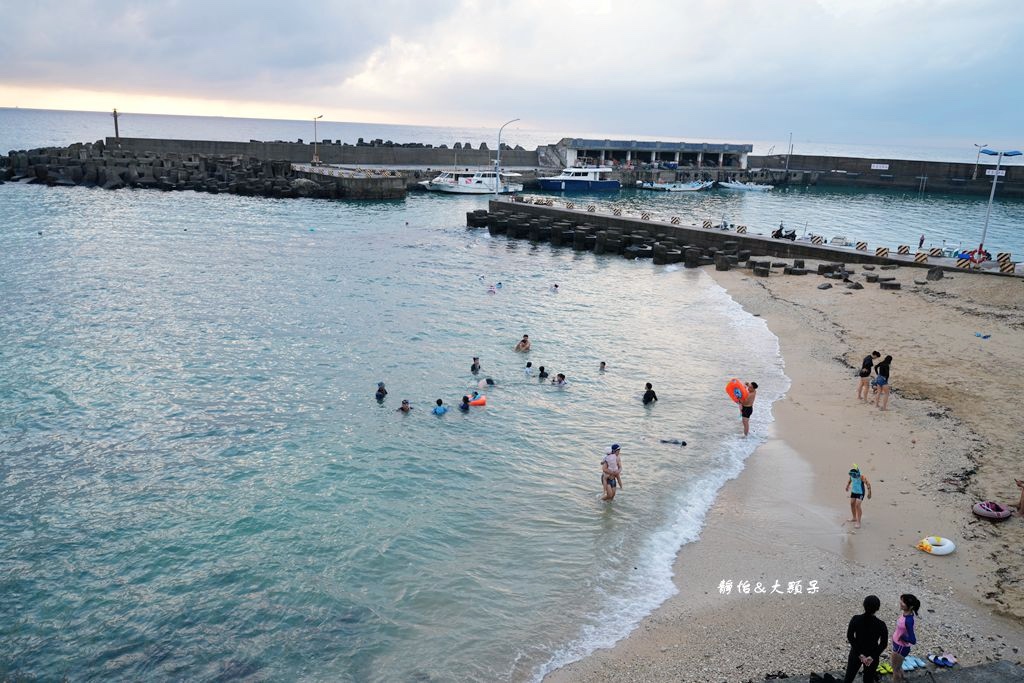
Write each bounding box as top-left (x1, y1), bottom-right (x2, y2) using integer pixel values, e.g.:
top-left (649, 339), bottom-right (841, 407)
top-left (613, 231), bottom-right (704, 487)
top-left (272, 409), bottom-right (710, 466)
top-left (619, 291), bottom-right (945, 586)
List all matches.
top-left (0, 109), bottom-right (1018, 681)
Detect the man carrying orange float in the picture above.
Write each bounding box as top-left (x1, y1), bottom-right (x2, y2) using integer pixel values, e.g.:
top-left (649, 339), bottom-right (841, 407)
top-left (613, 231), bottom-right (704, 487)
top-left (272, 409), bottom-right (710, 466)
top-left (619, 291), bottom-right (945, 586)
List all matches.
top-left (725, 378), bottom-right (758, 436)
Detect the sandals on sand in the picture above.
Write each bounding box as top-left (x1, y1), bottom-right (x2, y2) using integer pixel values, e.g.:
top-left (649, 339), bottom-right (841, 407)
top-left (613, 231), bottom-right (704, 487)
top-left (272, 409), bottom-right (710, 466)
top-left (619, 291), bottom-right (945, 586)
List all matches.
top-left (876, 661), bottom-right (893, 675)
top-left (927, 653), bottom-right (958, 667)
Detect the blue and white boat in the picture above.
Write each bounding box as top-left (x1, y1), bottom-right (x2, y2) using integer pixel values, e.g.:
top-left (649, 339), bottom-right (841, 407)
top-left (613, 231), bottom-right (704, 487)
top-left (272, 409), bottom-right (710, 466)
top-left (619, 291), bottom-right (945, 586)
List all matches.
top-left (537, 166), bottom-right (620, 191)
top-left (636, 180), bottom-right (713, 192)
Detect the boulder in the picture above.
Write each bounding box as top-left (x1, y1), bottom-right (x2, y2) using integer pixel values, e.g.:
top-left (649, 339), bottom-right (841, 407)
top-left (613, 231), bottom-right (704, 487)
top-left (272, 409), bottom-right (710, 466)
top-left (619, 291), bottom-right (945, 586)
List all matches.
top-left (817, 283), bottom-right (832, 290)
top-left (880, 281), bottom-right (901, 290)
top-left (846, 282), bottom-right (864, 290)
top-left (926, 267), bottom-right (944, 281)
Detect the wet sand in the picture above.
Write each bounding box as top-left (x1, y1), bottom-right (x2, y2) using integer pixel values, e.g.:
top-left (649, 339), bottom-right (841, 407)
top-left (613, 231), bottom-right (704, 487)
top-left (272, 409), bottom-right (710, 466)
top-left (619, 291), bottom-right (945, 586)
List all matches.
top-left (546, 263), bottom-right (1024, 682)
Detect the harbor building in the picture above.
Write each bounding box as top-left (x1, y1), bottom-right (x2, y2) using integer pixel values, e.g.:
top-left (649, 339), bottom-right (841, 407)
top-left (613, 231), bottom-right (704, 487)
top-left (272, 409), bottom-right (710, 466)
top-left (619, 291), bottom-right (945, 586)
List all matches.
top-left (541, 138), bottom-right (753, 170)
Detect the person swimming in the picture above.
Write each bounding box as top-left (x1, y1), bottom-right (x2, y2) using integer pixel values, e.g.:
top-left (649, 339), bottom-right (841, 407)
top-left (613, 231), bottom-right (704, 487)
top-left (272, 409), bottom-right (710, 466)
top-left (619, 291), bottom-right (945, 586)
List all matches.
top-left (397, 399), bottom-right (413, 413)
top-left (514, 335), bottom-right (531, 352)
top-left (537, 366), bottom-right (549, 379)
top-left (375, 382), bottom-right (388, 401)
top-left (432, 399), bottom-right (448, 415)
top-left (459, 395), bottom-right (471, 411)
top-left (552, 373), bottom-right (567, 386)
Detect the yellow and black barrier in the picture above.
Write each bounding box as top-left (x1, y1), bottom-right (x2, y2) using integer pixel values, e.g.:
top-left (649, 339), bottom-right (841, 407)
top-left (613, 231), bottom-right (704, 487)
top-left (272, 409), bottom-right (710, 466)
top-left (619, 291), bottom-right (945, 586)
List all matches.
top-left (736, 225), bottom-right (747, 234)
top-left (856, 241), bottom-right (868, 251)
top-left (897, 245), bottom-right (910, 254)
top-left (915, 252), bottom-right (929, 263)
top-left (702, 219), bottom-right (713, 229)
top-left (876, 247), bottom-right (889, 257)
top-left (670, 216), bottom-right (680, 225)
top-left (1000, 261), bottom-right (1015, 274)
top-left (586, 205), bottom-right (596, 212)
top-left (956, 257), bottom-right (972, 269)
top-left (929, 248), bottom-right (943, 257)
top-left (811, 235), bottom-right (824, 245)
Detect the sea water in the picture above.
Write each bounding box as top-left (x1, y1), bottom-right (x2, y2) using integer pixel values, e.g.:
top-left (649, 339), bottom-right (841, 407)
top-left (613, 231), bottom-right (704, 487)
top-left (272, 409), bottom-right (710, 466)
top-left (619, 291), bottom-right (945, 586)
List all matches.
top-left (0, 183), bottom-right (787, 681)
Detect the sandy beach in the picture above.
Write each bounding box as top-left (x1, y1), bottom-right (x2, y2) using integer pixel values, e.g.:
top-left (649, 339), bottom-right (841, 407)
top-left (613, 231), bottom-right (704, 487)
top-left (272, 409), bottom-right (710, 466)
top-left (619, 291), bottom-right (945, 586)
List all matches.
top-left (547, 262), bottom-right (1024, 682)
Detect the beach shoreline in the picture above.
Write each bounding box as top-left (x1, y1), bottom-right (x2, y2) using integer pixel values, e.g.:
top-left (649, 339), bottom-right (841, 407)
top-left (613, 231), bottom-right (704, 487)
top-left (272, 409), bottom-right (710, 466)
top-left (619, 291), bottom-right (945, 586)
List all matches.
top-left (545, 263), bottom-right (1024, 682)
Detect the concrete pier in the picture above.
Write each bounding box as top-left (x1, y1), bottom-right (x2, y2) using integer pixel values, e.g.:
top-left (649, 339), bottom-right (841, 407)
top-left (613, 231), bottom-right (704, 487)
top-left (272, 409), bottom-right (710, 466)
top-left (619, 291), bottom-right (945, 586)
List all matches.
top-left (478, 197), bottom-right (1019, 276)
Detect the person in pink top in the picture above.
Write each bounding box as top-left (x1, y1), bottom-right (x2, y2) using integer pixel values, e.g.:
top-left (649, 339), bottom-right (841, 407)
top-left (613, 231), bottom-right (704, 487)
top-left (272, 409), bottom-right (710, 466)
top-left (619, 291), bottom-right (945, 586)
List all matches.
top-left (891, 593), bottom-right (920, 681)
top-left (601, 444), bottom-right (623, 501)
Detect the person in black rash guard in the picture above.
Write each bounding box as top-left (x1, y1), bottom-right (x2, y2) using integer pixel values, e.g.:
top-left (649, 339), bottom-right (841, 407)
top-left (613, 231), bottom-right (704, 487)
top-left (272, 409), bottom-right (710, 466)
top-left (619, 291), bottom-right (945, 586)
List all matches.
top-left (843, 595), bottom-right (888, 683)
top-left (642, 382), bottom-right (658, 405)
top-left (872, 355), bottom-right (893, 411)
top-left (858, 351), bottom-right (880, 401)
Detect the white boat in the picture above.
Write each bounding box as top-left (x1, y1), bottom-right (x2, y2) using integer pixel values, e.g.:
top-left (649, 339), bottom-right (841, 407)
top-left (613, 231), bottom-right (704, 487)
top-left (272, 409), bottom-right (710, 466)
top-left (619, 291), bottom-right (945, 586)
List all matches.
top-left (419, 169), bottom-right (523, 194)
top-left (718, 180), bottom-right (774, 191)
top-left (537, 166), bottom-right (620, 191)
top-left (636, 180), bottom-right (712, 192)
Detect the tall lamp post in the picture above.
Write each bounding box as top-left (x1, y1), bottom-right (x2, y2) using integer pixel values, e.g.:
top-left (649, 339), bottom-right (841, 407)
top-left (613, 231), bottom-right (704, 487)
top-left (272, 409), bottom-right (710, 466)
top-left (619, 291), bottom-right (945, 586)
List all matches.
top-left (312, 114), bottom-right (323, 164)
top-left (977, 147), bottom-right (1022, 257)
top-left (972, 143), bottom-right (988, 181)
top-left (495, 118), bottom-right (520, 198)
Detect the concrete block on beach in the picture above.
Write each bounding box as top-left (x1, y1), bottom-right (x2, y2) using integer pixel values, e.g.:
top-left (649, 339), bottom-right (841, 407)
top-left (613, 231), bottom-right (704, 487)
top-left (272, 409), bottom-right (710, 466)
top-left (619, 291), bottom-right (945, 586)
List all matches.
top-left (865, 274), bottom-right (880, 283)
top-left (753, 266), bottom-right (770, 277)
top-left (926, 267), bottom-right (944, 281)
top-left (880, 281), bottom-right (901, 290)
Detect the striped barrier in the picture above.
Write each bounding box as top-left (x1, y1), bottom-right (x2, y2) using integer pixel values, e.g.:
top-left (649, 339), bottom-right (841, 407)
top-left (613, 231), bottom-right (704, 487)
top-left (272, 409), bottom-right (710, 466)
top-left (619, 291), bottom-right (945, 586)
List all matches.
top-left (612, 208), bottom-right (623, 216)
top-left (565, 202), bottom-right (575, 209)
top-left (956, 257), bottom-right (972, 268)
top-left (736, 225), bottom-right (747, 234)
top-left (897, 245), bottom-right (910, 254)
top-left (811, 235), bottom-right (824, 245)
top-left (586, 205), bottom-right (596, 212)
top-left (703, 219), bottom-right (713, 229)
top-left (997, 252), bottom-right (1012, 266)
top-left (856, 241), bottom-right (868, 251)
top-left (875, 247), bottom-right (889, 257)
top-left (915, 252), bottom-right (929, 263)
top-left (670, 216), bottom-right (680, 225)
top-left (929, 248), bottom-right (943, 257)
top-left (640, 212), bottom-right (651, 221)
top-left (1000, 261), bottom-right (1015, 273)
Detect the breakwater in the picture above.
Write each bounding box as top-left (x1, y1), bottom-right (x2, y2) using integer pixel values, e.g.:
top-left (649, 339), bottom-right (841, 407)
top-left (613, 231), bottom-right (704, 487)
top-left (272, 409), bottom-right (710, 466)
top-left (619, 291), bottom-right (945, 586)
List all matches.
top-left (0, 139), bottom-right (407, 199)
top-left (476, 197), bottom-right (1018, 277)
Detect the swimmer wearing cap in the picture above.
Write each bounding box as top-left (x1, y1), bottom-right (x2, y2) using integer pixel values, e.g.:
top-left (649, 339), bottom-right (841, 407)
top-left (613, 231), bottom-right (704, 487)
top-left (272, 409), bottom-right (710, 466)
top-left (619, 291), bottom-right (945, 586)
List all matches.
top-left (375, 382), bottom-right (388, 401)
top-left (601, 444), bottom-right (623, 501)
top-left (397, 399), bottom-right (413, 413)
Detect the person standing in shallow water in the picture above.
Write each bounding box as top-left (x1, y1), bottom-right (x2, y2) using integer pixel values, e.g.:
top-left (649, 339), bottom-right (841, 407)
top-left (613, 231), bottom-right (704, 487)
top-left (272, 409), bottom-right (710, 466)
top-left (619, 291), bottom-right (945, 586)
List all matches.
top-left (740, 381), bottom-right (757, 436)
top-left (470, 357), bottom-right (481, 374)
top-left (375, 382), bottom-right (388, 402)
top-left (843, 595), bottom-right (887, 683)
top-left (601, 444), bottom-right (623, 501)
top-left (514, 335), bottom-right (531, 352)
top-left (642, 382), bottom-right (658, 405)
top-left (845, 465), bottom-right (872, 529)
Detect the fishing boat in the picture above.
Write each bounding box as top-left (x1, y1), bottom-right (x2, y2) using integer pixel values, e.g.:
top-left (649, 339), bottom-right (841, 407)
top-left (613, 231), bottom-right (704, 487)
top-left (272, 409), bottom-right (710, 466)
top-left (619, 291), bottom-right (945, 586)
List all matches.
top-left (636, 180), bottom-right (713, 192)
top-left (419, 169), bottom-right (523, 194)
top-left (718, 180), bottom-right (774, 191)
top-left (537, 166), bottom-right (620, 191)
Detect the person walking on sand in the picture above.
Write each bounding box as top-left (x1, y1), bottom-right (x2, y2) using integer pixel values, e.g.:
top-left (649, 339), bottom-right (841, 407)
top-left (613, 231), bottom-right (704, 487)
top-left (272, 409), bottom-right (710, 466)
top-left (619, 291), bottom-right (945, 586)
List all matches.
top-left (871, 355), bottom-right (892, 411)
top-left (514, 335), bottom-right (531, 352)
top-left (845, 464), bottom-right (872, 528)
top-left (740, 381), bottom-right (757, 436)
top-left (843, 595), bottom-right (888, 683)
top-left (857, 351), bottom-right (881, 401)
top-left (890, 594), bottom-right (920, 682)
top-left (601, 444), bottom-right (623, 501)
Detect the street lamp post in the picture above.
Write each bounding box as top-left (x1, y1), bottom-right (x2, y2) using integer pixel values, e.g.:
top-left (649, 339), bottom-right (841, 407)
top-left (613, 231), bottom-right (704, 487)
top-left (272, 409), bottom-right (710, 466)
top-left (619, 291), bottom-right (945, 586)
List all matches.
top-left (312, 114), bottom-right (323, 164)
top-left (495, 118), bottom-right (520, 198)
top-left (972, 143), bottom-right (988, 181)
top-left (977, 147), bottom-right (1022, 257)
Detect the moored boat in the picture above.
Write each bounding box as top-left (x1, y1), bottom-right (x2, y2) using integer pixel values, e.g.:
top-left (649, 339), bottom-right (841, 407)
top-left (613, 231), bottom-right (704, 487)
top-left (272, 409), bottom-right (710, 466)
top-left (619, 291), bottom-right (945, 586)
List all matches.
top-left (636, 180), bottom-right (713, 192)
top-left (538, 166), bottom-right (620, 191)
top-left (419, 169), bottom-right (523, 194)
top-left (718, 180), bottom-right (774, 191)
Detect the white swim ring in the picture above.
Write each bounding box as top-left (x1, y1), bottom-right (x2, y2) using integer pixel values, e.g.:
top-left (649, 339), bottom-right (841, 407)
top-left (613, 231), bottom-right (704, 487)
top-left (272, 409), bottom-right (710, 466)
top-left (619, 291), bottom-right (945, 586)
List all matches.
top-left (916, 536), bottom-right (955, 556)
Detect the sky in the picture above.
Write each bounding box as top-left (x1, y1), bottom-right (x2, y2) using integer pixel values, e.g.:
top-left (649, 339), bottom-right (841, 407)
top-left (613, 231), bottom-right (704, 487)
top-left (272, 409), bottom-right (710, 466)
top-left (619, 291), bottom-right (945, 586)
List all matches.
top-left (1, 0), bottom-right (1022, 147)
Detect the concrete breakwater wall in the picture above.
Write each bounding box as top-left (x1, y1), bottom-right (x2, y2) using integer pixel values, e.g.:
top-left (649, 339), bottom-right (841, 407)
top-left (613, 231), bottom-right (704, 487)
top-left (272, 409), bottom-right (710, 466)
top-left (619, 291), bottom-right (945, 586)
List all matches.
top-left (103, 137), bottom-right (540, 168)
top-left (477, 198), bottom-right (1017, 276)
top-left (0, 140), bottom-right (407, 199)
top-left (749, 153), bottom-right (1024, 197)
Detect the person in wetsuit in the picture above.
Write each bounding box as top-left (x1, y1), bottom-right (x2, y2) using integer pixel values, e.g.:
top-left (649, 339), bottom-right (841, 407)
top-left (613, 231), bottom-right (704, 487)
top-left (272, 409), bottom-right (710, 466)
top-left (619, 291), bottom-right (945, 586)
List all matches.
top-left (843, 595), bottom-right (888, 683)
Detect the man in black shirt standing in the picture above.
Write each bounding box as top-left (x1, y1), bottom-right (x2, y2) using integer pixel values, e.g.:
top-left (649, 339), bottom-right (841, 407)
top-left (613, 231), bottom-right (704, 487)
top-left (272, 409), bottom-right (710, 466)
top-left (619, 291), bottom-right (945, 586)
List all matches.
top-left (858, 351), bottom-right (880, 401)
top-left (844, 595), bottom-right (888, 683)
top-left (642, 382), bottom-right (658, 405)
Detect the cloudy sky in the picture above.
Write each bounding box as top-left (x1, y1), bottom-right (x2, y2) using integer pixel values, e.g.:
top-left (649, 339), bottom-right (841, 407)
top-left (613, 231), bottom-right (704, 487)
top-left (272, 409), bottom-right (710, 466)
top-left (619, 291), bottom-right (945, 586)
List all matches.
top-left (1, 0), bottom-right (1022, 146)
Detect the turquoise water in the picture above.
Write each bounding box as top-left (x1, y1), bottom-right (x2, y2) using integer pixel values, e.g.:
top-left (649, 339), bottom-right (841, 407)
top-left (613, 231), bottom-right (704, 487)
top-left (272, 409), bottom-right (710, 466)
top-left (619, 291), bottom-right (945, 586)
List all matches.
top-left (0, 183), bottom-right (787, 681)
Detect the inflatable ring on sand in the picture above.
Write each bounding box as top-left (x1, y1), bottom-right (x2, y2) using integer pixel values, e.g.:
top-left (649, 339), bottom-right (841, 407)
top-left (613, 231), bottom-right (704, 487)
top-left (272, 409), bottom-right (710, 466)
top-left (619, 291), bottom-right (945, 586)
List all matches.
top-left (468, 396), bottom-right (487, 406)
top-left (972, 501), bottom-right (1012, 521)
top-left (725, 378), bottom-right (748, 405)
top-left (916, 536), bottom-right (955, 555)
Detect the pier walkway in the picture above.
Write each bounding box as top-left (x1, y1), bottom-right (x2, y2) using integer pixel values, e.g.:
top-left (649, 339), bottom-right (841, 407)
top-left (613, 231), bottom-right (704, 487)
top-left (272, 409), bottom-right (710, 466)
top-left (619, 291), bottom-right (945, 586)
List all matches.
top-left (486, 196), bottom-right (1019, 277)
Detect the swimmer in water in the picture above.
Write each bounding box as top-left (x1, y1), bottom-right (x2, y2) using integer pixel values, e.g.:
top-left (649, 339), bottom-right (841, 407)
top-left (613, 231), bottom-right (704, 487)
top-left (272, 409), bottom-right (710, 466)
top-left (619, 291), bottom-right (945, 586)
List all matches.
top-left (432, 399), bottom-right (448, 415)
top-left (599, 361), bottom-right (606, 372)
top-left (601, 444), bottom-right (623, 501)
top-left (537, 366), bottom-right (549, 379)
top-left (523, 362), bottom-right (533, 377)
top-left (553, 373), bottom-right (567, 386)
top-left (514, 335), bottom-right (531, 352)
top-left (485, 378), bottom-right (495, 386)
top-left (642, 382), bottom-right (658, 405)
top-left (459, 395), bottom-right (471, 412)
top-left (487, 286), bottom-right (496, 295)
top-left (471, 357), bottom-right (481, 374)
top-left (375, 382), bottom-right (388, 401)
top-left (551, 283), bottom-right (559, 292)
top-left (397, 399), bottom-right (413, 413)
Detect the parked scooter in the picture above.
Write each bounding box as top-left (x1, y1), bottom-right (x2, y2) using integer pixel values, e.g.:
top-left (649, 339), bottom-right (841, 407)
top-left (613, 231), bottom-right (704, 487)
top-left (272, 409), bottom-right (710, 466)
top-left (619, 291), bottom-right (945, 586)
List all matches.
top-left (771, 226), bottom-right (797, 240)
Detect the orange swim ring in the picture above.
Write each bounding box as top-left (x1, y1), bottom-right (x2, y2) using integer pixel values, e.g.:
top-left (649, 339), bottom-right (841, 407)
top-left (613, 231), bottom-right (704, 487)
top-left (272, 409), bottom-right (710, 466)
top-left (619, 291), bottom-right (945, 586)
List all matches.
top-left (725, 378), bottom-right (748, 404)
top-left (469, 395), bottom-right (487, 406)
